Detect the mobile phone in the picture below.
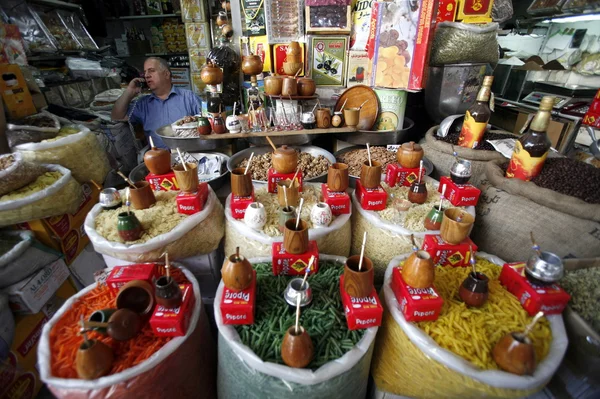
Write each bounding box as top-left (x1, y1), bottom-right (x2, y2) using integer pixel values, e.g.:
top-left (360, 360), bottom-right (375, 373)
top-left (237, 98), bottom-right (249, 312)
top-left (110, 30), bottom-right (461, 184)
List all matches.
top-left (137, 78), bottom-right (147, 89)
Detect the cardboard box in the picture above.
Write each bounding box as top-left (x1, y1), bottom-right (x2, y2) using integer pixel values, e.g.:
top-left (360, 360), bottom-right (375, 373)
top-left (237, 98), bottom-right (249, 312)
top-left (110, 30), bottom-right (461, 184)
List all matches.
top-left (340, 275), bottom-right (383, 330)
top-left (106, 263), bottom-right (158, 292)
top-left (3, 280), bottom-right (76, 399)
top-left (421, 235), bottom-right (478, 267)
top-left (219, 270), bottom-right (256, 325)
top-left (15, 182), bottom-right (99, 265)
top-left (67, 243), bottom-right (107, 289)
top-left (181, 0), bottom-right (206, 21)
top-left (355, 180), bottom-right (387, 211)
top-left (272, 241), bottom-right (319, 276)
top-left (457, 0), bottom-right (492, 22)
top-left (176, 183), bottom-right (209, 215)
top-left (436, 0), bottom-right (457, 22)
top-left (0, 64), bottom-right (37, 119)
top-left (367, 0), bottom-right (435, 90)
top-left (499, 263), bottom-right (571, 316)
top-left (185, 22), bottom-right (210, 50)
top-left (230, 190), bottom-right (255, 219)
top-left (145, 171), bottom-right (179, 191)
top-left (272, 43), bottom-right (305, 76)
top-left (305, 4), bottom-right (352, 35)
top-left (307, 36), bottom-right (348, 87)
top-left (391, 266), bottom-right (444, 322)
top-left (150, 284), bottom-right (195, 337)
top-left (321, 184), bottom-right (351, 215)
top-left (346, 50), bottom-right (370, 87)
top-left (267, 168), bottom-right (304, 194)
top-left (4, 259), bottom-right (69, 315)
top-left (438, 176), bottom-right (481, 207)
top-left (385, 163), bottom-right (425, 187)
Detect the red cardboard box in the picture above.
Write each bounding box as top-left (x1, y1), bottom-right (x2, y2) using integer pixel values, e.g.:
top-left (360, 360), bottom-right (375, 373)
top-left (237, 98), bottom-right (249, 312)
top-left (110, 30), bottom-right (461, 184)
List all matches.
top-left (355, 180), bottom-right (387, 211)
top-left (150, 284), bottom-right (195, 337)
top-left (146, 171), bottom-right (179, 191)
top-left (106, 263), bottom-right (158, 292)
top-left (267, 168), bottom-right (303, 194)
top-left (583, 90), bottom-right (600, 128)
top-left (385, 164), bottom-right (425, 187)
top-left (176, 183), bottom-right (209, 215)
top-left (321, 184), bottom-right (350, 215)
top-left (421, 235), bottom-right (478, 267)
top-left (230, 190), bottom-right (255, 219)
top-left (438, 176), bottom-right (481, 207)
top-left (340, 275), bottom-right (383, 330)
top-left (391, 267), bottom-right (444, 322)
top-left (499, 263), bottom-right (571, 316)
top-left (219, 270), bottom-right (256, 325)
top-left (271, 241), bottom-right (319, 276)
top-left (436, 0), bottom-right (457, 22)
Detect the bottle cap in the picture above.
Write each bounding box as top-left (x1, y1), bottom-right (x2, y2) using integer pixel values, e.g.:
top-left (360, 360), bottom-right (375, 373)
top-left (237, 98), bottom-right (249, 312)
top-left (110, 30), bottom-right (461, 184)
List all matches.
top-left (539, 96), bottom-right (555, 111)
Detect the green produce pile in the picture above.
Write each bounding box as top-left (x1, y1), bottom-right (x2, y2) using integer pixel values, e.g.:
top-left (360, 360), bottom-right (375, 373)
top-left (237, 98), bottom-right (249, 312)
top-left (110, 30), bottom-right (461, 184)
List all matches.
top-left (235, 261), bottom-right (365, 368)
top-left (561, 266), bottom-right (600, 334)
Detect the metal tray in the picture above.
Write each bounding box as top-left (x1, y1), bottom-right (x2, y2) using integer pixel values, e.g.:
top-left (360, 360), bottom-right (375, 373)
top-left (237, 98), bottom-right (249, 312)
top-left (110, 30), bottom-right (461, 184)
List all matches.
top-left (334, 145), bottom-right (434, 188)
top-left (129, 152), bottom-right (230, 192)
top-left (334, 118), bottom-right (415, 145)
top-left (156, 124), bottom-right (233, 152)
top-left (244, 133), bottom-right (318, 147)
top-left (227, 145), bottom-right (336, 184)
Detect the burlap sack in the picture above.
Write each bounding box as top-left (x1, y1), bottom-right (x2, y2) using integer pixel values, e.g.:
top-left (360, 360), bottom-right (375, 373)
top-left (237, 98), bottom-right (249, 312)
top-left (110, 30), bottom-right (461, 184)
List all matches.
top-left (420, 126), bottom-right (509, 186)
top-left (471, 160), bottom-right (600, 262)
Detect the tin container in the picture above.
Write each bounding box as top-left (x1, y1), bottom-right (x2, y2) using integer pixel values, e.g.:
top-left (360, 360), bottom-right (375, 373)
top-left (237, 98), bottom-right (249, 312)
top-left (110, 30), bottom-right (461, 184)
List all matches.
top-left (374, 88), bottom-right (407, 131)
top-left (99, 188), bottom-right (122, 210)
top-left (284, 278), bottom-right (313, 308)
top-left (308, 36), bottom-right (348, 87)
top-left (450, 159), bottom-right (473, 185)
top-left (525, 251), bottom-right (564, 284)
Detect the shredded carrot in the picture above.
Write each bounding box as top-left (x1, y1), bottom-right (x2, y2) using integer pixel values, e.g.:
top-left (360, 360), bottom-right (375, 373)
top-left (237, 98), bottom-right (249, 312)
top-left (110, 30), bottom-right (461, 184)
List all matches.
top-left (49, 267), bottom-right (189, 378)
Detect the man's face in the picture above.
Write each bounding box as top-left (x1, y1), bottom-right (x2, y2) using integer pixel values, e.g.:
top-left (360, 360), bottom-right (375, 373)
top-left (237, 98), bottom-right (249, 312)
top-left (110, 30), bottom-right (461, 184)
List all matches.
top-left (143, 59), bottom-right (170, 91)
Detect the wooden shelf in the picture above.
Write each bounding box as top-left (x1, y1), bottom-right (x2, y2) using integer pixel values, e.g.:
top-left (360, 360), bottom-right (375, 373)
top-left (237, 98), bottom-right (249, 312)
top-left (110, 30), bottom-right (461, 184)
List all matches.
top-left (194, 127), bottom-right (356, 140)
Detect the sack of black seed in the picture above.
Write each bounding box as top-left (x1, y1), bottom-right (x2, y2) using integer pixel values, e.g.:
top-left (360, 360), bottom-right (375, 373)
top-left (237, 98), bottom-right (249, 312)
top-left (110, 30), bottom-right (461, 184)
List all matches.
top-left (471, 159), bottom-right (600, 262)
top-left (420, 126), bottom-right (515, 186)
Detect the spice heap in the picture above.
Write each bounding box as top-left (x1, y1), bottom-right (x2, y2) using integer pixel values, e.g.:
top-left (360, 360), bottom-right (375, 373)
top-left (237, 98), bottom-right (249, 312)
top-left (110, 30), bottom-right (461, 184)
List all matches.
top-left (236, 152), bottom-right (330, 181)
top-left (0, 155), bottom-right (15, 170)
top-left (235, 261), bottom-right (365, 368)
top-left (336, 147), bottom-right (397, 177)
top-left (436, 130), bottom-right (515, 151)
top-left (0, 171), bottom-right (62, 202)
top-left (415, 258), bottom-right (552, 370)
top-left (560, 267), bottom-right (600, 334)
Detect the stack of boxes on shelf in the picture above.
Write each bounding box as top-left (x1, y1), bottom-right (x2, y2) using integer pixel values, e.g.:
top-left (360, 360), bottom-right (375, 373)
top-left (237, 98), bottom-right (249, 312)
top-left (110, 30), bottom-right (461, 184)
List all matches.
top-left (181, 0), bottom-right (211, 95)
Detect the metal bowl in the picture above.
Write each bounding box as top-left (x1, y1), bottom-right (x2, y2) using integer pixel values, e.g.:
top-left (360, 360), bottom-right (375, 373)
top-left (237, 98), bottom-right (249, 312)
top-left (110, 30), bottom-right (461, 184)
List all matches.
top-left (334, 118), bottom-right (415, 145)
top-left (334, 145), bottom-right (434, 188)
top-left (227, 145), bottom-right (336, 184)
top-left (99, 188), bottom-right (122, 209)
top-left (129, 152), bottom-right (230, 192)
top-left (244, 133), bottom-right (319, 147)
top-left (284, 278), bottom-right (313, 308)
top-left (525, 251), bottom-right (564, 283)
top-left (450, 159), bottom-right (472, 177)
top-left (156, 124), bottom-right (233, 152)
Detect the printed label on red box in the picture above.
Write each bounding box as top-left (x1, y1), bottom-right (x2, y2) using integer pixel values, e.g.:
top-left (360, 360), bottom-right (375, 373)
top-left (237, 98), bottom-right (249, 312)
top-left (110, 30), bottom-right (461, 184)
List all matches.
top-left (355, 180), bottom-right (387, 211)
top-left (267, 168), bottom-right (303, 194)
top-left (499, 263), bottom-right (571, 316)
top-left (391, 267), bottom-right (444, 322)
top-left (145, 171), bottom-right (179, 191)
top-left (438, 176), bottom-right (481, 207)
top-left (421, 235), bottom-right (477, 267)
top-left (385, 163), bottom-right (425, 187)
top-left (340, 275), bottom-right (383, 330)
top-left (230, 191), bottom-right (255, 219)
top-left (321, 184), bottom-right (350, 215)
top-left (176, 183), bottom-right (208, 215)
top-left (150, 284), bottom-right (195, 337)
top-left (272, 241), bottom-right (319, 276)
top-left (106, 263), bottom-right (158, 292)
top-left (220, 270), bottom-right (256, 325)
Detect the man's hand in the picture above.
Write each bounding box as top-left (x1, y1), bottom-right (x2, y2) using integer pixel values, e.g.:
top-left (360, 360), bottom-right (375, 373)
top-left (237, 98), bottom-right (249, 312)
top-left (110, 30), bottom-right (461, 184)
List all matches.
top-left (112, 78), bottom-right (143, 121)
top-left (126, 78), bottom-right (144, 96)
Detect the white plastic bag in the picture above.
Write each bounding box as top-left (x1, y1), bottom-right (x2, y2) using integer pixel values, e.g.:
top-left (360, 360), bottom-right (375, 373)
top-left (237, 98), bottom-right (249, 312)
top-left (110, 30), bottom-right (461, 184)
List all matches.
top-left (14, 125), bottom-right (111, 184)
top-left (0, 230), bottom-right (61, 289)
top-left (0, 164), bottom-right (82, 227)
top-left (38, 266), bottom-right (216, 399)
top-left (6, 111), bottom-right (60, 147)
top-left (215, 255), bottom-right (377, 399)
top-left (0, 152), bottom-right (46, 196)
top-left (84, 187), bottom-right (224, 262)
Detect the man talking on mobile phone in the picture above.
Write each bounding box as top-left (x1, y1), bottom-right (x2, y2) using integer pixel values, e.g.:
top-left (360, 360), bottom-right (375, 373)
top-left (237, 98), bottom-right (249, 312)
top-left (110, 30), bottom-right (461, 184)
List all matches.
top-left (111, 57), bottom-right (202, 149)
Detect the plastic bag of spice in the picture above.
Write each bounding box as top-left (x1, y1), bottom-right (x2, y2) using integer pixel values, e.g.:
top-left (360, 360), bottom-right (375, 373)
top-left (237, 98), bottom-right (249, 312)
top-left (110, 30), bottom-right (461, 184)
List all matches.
top-left (420, 126), bottom-right (513, 186)
top-left (38, 266), bottom-right (216, 399)
top-left (0, 152), bottom-right (46, 196)
top-left (471, 159), bottom-right (600, 262)
top-left (0, 164), bottom-right (82, 227)
top-left (85, 187), bottom-right (224, 263)
top-left (371, 252), bottom-right (568, 399)
top-left (14, 125), bottom-right (111, 184)
top-left (214, 255), bottom-right (378, 399)
top-left (430, 22), bottom-right (499, 66)
top-left (6, 112), bottom-right (61, 148)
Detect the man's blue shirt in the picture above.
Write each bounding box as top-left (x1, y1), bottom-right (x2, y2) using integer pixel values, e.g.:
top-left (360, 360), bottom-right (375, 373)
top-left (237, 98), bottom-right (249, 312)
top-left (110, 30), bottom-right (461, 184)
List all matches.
top-left (129, 86), bottom-right (202, 148)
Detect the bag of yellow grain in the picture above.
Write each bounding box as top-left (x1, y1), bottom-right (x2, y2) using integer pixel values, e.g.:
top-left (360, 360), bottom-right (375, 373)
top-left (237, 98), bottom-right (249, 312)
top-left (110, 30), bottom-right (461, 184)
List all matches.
top-left (371, 252), bottom-right (568, 399)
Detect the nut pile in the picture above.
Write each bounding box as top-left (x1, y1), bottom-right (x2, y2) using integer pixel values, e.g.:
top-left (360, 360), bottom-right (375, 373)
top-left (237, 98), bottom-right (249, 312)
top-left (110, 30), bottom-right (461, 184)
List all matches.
top-left (236, 151), bottom-right (330, 181)
top-left (336, 147), bottom-right (396, 176)
top-left (436, 130), bottom-right (514, 151)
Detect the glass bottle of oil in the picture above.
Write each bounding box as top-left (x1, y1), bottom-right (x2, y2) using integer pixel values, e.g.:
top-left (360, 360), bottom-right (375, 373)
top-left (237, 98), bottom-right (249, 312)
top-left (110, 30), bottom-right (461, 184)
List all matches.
top-left (458, 76), bottom-right (494, 149)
